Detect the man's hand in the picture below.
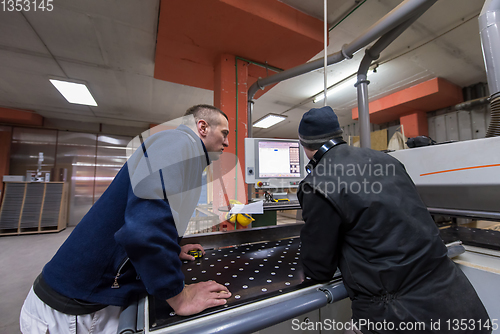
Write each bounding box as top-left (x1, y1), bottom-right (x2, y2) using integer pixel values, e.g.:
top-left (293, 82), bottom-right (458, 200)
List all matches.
top-left (179, 244), bottom-right (205, 261)
top-left (166, 281), bottom-right (231, 316)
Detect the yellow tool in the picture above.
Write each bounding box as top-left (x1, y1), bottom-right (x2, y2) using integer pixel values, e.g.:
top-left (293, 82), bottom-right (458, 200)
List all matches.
top-left (187, 250), bottom-right (202, 259)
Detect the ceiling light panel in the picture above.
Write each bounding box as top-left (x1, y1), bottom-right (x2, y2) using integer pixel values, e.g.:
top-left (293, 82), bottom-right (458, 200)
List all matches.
top-left (253, 114), bottom-right (287, 128)
top-left (49, 79), bottom-right (98, 106)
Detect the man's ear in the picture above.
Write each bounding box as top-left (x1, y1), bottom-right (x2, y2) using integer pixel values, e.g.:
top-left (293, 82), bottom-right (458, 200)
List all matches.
top-left (197, 119), bottom-right (209, 137)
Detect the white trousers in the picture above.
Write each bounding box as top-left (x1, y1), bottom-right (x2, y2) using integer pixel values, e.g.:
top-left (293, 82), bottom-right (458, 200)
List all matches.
top-left (20, 287), bottom-right (122, 334)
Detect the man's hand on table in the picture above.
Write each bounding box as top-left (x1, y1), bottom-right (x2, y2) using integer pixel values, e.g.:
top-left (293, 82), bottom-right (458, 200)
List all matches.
top-left (166, 281), bottom-right (231, 316)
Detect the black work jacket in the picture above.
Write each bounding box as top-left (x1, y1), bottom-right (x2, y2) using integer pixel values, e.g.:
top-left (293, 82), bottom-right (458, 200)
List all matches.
top-left (298, 144), bottom-right (490, 333)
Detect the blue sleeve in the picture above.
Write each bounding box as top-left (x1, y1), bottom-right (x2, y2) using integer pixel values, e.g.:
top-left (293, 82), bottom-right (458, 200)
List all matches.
top-left (114, 184), bottom-right (184, 300)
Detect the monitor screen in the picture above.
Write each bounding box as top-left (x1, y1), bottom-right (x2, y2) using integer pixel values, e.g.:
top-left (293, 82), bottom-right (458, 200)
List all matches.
top-left (245, 138), bottom-right (307, 189)
top-left (258, 141), bottom-right (301, 178)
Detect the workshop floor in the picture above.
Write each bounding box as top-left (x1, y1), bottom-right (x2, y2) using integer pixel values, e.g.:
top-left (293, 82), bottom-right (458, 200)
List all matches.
top-left (0, 214), bottom-right (301, 333)
top-left (0, 227), bottom-right (74, 334)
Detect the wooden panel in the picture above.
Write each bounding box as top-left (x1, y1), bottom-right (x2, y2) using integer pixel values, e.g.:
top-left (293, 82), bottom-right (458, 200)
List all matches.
top-left (371, 129), bottom-right (388, 151)
top-left (350, 129), bottom-right (388, 151)
top-left (41, 183), bottom-right (64, 228)
top-left (20, 183), bottom-right (44, 230)
top-left (0, 183), bottom-right (25, 231)
top-left (0, 182), bottom-right (67, 235)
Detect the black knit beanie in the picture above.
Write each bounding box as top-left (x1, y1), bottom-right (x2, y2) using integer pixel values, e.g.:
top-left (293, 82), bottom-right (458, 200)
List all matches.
top-left (298, 106), bottom-right (343, 150)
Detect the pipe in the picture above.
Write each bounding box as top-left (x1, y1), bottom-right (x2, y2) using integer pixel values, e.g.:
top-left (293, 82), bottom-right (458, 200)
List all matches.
top-left (247, 100), bottom-right (254, 198)
top-left (323, 0), bottom-right (328, 106)
top-left (355, 1), bottom-right (437, 148)
top-left (247, 0), bottom-right (438, 137)
top-left (450, 96), bottom-right (489, 111)
top-left (487, 93), bottom-right (500, 136)
top-left (117, 300), bottom-right (138, 334)
top-left (427, 207), bottom-right (500, 221)
top-left (357, 79), bottom-right (371, 148)
top-left (479, 0), bottom-right (500, 137)
top-left (171, 281), bottom-right (348, 334)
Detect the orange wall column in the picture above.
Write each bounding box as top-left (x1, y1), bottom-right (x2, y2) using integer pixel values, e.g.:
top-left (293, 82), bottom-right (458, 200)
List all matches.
top-left (213, 54), bottom-right (248, 230)
top-left (400, 111), bottom-right (428, 138)
top-left (0, 129), bottom-right (11, 178)
top-left (0, 129), bottom-right (12, 203)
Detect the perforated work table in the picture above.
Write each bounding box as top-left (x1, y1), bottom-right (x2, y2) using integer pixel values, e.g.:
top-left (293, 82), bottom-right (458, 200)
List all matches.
top-left (143, 224), bottom-right (347, 334)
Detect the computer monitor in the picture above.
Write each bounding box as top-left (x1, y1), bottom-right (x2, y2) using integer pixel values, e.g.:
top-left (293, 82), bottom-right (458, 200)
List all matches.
top-left (244, 138), bottom-right (308, 189)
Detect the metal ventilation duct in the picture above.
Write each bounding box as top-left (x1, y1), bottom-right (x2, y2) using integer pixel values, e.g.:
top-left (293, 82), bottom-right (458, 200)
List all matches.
top-left (479, 0), bottom-right (500, 137)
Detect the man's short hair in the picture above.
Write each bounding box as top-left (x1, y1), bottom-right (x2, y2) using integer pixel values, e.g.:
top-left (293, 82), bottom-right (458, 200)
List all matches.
top-left (184, 104), bottom-right (228, 127)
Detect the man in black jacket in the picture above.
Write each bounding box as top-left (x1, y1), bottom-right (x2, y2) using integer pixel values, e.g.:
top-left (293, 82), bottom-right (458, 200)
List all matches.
top-left (297, 106), bottom-right (491, 333)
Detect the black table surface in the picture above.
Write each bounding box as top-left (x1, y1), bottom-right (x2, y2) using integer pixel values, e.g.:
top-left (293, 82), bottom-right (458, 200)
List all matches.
top-left (439, 225), bottom-right (500, 251)
top-left (149, 225), bottom-right (500, 331)
top-left (149, 237), bottom-right (320, 331)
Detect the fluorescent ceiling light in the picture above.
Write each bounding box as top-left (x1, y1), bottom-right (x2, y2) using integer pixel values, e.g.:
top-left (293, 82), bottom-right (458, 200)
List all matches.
top-left (253, 114), bottom-right (287, 128)
top-left (313, 77), bottom-right (358, 103)
top-left (49, 79), bottom-right (98, 106)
